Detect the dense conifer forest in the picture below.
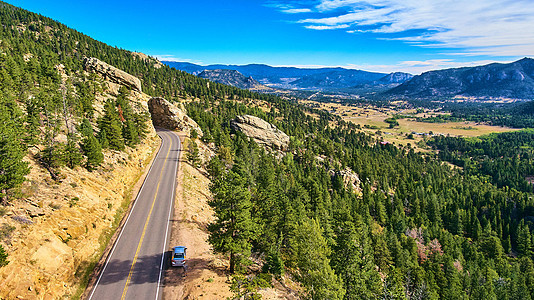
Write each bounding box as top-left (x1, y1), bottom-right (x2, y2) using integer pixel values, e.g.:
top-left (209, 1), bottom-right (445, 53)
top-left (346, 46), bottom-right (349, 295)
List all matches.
top-left (1, 2), bottom-right (534, 299)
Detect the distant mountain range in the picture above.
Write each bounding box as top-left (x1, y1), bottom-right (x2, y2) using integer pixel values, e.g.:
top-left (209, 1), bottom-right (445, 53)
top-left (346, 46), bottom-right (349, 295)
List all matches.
top-left (387, 58), bottom-right (534, 99)
top-left (164, 59), bottom-right (534, 100)
top-left (162, 61), bottom-right (412, 92)
top-left (197, 69), bottom-right (267, 91)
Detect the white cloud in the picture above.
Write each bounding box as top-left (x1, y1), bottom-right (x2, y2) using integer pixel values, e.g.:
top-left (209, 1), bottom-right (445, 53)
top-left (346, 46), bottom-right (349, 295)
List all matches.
top-left (277, 0), bottom-right (534, 57)
top-left (305, 24), bottom-right (350, 30)
top-left (265, 2), bottom-right (314, 14)
top-left (282, 8), bottom-right (313, 13)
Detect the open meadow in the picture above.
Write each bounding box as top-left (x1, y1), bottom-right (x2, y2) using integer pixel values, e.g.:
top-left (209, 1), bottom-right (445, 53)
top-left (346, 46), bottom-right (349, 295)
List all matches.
top-left (302, 100), bottom-right (519, 150)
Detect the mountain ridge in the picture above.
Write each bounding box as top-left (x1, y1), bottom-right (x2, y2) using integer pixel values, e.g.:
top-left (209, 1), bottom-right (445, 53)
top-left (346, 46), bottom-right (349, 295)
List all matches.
top-left (387, 57), bottom-right (534, 99)
top-left (197, 69), bottom-right (268, 90)
top-left (162, 61), bottom-right (411, 92)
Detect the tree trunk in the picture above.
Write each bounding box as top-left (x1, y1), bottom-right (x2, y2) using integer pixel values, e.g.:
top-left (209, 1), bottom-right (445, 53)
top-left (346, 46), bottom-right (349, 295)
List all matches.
top-left (229, 252), bottom-right (235, 274)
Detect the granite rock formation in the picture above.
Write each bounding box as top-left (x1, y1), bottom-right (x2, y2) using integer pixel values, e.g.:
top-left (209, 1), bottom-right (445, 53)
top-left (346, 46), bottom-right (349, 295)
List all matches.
top-left (230, 115), bottom-right (290, 151)
top-left (148, 97), bottom-right (202, 137)
top-left (84, 57), bottom-right (143, 93)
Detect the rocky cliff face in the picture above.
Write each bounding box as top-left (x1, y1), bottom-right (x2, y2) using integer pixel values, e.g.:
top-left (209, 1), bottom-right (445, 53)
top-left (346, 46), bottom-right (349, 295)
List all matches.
top-left (148, 97), bottom-right (202, 137)
top-left (84, 57), bottom-right (143, 93)
top-left (230, 115), bottom-right (290, 151)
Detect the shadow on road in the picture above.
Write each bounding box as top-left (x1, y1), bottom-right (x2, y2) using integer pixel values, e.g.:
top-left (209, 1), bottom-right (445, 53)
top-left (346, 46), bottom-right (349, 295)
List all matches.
top-left (96, 251), bottom-right (173, 286)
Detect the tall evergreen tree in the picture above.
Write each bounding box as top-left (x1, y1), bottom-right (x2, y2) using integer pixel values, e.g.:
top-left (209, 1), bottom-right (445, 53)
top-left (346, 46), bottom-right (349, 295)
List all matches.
top-left (290, 218), bottom-right (346, 300)
top-left (208, 168), bottom-right (255, 273)
top-left (332, 219), bottom-right (381, 299)
top-left (62, 134), bottom-right (83, 169)
top-left (81, 134), bottom-right (104, 171)
top-left (98, 99), bottom-right (124, 151)
top-left (0, 97), bottom-right (29, 203)
top-left (0, 245), bottom-right (8, 267)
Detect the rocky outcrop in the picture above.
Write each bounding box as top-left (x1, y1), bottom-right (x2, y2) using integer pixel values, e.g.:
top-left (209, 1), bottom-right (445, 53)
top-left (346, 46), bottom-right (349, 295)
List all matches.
top-left (330, 167), bottom-right (361, 193)
top-left (148, 97), bottom-right (202, 137)
top-left (84, 57), bottom-right (142, 93)
top-left (230, 115), bottom-right (290, 151)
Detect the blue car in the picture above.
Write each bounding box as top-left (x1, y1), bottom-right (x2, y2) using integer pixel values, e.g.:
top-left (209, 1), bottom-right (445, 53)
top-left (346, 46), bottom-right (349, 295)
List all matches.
top-left (171, 246), bottom-right (187, 267)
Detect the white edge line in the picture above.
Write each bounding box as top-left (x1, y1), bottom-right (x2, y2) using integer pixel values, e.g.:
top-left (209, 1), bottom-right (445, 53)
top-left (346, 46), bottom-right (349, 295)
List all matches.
top-left (155, 132), bottom-right (180, 300)
top-left (88, 131), bottom-right (165, 300)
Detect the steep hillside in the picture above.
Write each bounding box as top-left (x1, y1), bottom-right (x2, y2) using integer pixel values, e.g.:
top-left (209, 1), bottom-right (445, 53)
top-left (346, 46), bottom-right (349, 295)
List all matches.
top-left (387, 58), bottom-right (534, 99)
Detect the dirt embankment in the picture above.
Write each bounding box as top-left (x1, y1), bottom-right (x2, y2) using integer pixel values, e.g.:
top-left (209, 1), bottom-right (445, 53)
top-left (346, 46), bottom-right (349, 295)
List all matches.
top-left (0, 131), bottom-right (160, 299)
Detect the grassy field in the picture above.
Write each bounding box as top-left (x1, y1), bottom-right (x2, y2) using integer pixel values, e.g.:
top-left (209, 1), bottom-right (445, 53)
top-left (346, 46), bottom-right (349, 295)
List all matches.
top-left (301, 100), bottom-right (519, 150)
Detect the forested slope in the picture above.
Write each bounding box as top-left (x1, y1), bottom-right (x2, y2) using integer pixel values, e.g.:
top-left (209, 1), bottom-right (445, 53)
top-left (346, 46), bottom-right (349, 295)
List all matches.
top-left (189, 95), bottom-right (534, 299)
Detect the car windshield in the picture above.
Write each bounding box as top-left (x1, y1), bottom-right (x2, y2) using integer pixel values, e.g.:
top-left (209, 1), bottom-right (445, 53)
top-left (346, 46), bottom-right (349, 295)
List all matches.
top-left (173, 253), bottom-right (184, 259)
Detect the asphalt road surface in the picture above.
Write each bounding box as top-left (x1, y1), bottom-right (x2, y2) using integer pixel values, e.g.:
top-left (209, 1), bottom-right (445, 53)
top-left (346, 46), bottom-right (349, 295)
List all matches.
top-left (88, 128), bottom-right (180, 300)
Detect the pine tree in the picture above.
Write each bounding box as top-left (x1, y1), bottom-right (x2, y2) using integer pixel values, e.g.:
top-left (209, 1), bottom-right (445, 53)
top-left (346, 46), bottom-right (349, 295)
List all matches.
top-left (98, 99), bottom-right (124, 151)
top-left (24, 97), bottom-right (41, 146)
top-left (122, 118), bottom-right (139, 146)
top-left (0, 245), bottom-right (8, 267)
top-left (332, 220), bottom-right (381, 299)
top-left (79, 118), bottom-right (94, 137)
top-left (290, 218), bottom-right (345, 300)
top-left (208, 168), bottom-right (254, 273)
top-left (133, 110), bottom-right (149, 140)
top-left (0, 99), bottom-right (29, 203)
top-left (187, 141), bottom-right (201, 168)
top-left (81, 134), bottom-right (104, 171)
top-left (517, 221), bottom-right (532, 257)
top-left (62, 134), bottom-right (83, 169)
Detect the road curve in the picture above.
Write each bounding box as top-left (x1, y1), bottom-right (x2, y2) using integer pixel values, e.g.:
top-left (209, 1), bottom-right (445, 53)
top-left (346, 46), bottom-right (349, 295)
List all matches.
top-left (88, 128), bottom-right (180, 300)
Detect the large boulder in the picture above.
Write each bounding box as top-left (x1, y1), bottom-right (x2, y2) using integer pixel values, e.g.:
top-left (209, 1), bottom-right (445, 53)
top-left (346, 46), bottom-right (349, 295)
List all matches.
top-left (84, 57), bottom-right (142, 93)
top-left (148, 97), bottom-right (202, 137)
top-left (230, 115), bottom-right (289, 151)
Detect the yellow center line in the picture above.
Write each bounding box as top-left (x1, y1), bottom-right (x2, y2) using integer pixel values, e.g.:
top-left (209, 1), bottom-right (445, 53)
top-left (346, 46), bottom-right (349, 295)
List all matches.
top-left (121, 133), bottom-right (172, 300)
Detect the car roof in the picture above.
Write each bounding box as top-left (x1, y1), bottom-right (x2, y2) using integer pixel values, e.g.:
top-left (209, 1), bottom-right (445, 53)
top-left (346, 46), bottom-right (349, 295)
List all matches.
top-left (173, 246), bottom-right (186, 253)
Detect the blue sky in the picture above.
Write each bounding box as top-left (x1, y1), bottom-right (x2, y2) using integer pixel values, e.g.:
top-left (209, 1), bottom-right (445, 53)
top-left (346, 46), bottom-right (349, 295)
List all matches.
top-left (5, 0), bottom-right (534, 74)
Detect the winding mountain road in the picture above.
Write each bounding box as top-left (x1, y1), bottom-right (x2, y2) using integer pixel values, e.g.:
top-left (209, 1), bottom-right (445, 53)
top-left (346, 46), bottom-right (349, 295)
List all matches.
top-left (88, 128), bottom-right (180, 300)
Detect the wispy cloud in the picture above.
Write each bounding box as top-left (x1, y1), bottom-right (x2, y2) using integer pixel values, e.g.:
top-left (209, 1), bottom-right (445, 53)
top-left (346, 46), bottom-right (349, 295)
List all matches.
top-left (270, 0), bottom-right (534, 57)
top-left (282, 8), bottom-right (313, 14)
top-left (305, 24), bottom-right (350, 30)
top-left (264, 2), bottom-right (314, 14)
